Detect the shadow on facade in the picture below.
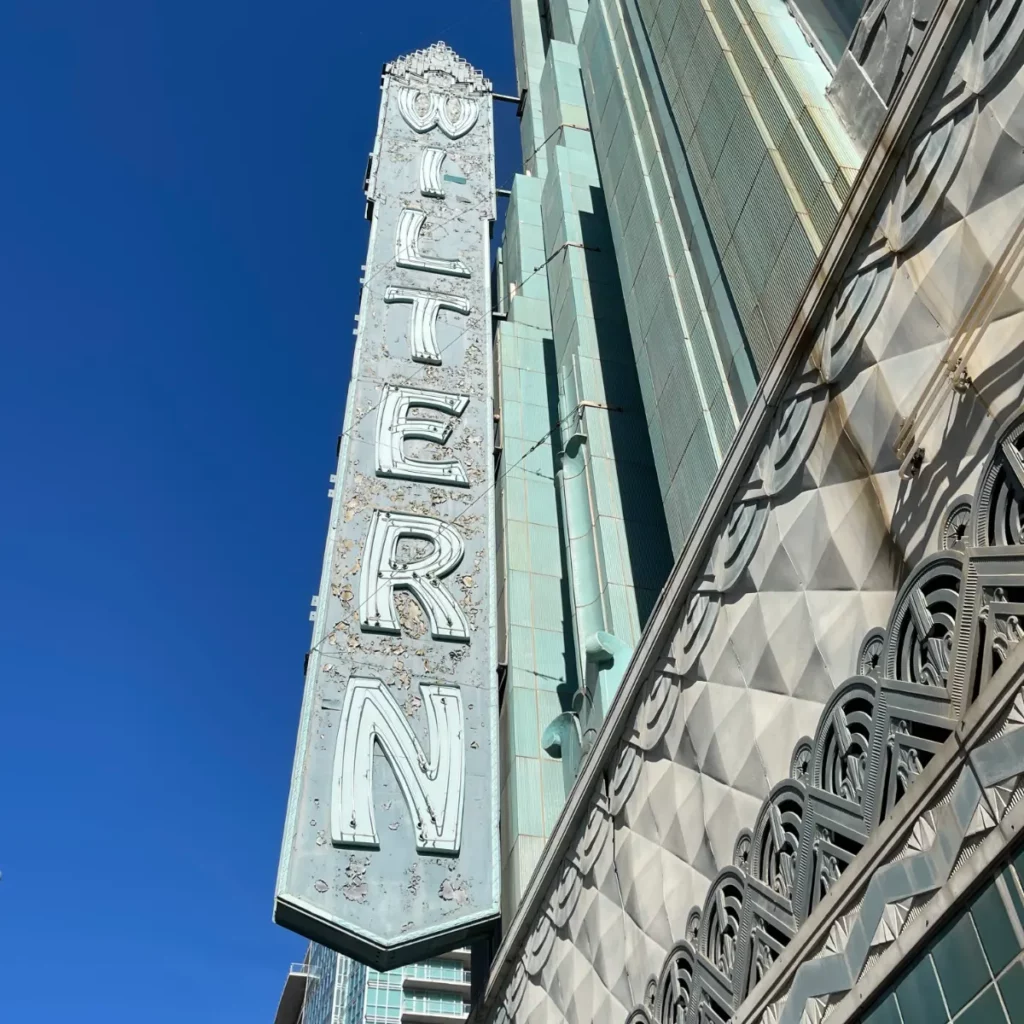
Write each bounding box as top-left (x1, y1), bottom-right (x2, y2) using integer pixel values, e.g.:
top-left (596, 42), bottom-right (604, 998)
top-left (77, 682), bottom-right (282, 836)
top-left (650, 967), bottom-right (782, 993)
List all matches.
top-left (542, 332), bottom-right (582, 712)
top-left (891, 335), bottom-right (1024, 564)
top-left (580, 189), bottom-right (674, 625)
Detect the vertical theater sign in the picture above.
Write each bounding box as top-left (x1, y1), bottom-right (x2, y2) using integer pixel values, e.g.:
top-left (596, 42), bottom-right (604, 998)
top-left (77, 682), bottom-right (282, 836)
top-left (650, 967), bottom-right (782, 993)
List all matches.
top-left (276, 44), bottom-right (500, 970)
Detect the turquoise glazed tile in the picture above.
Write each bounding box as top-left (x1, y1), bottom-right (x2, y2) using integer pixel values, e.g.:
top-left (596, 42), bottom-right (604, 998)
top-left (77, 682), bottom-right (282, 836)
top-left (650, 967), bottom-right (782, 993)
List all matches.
top-left (503, 470), bottom-right (528, 522)
top-left (508, 570), bottom-right (534, 628)
top-left (510, 686), bottom-right (540, 758)
top-left (536, 687), bottom-right (566, 730)
top-left (539, 759), bottom-right (567, 833)
top-left (508, 520), bottom-right (531, 571)
top-left (526, 475), bottom-right (560, 528)
top-left (521, 400), bottom-right (552, 440)
top-left (503, 366), bottom-right (522, 402)
top-left (530, 523), bottom-right (563, 569)
top-left (512, 756), bottom-right (545, 836)
top-left (521, 369), bottom-right (550, 408)
top-left (531, 573), bottom-right (566, 624)
top-left (533, 629), bottom-right (569, 690)
top-left (503, 401), bottom-right (524, 441)
top-left (509, 624), bottom-right (535, 672)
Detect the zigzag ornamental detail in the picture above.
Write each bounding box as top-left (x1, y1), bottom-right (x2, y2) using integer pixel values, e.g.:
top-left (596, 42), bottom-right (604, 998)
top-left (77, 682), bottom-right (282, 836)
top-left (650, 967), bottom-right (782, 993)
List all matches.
top-left (615, 409), bottom-right (1024, 1024)
top-left (385, 41), bottom-right (491, 96)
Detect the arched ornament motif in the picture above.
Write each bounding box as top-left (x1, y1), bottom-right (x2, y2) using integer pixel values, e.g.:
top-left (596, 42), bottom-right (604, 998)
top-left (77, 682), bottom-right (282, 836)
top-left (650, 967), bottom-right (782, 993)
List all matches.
top-left (973, 411), bottom-right (1024, 546)
top-left (750, 783), bottom-right (805, 904)
top-left (734, 829), bottom-right (753, 873)
top-left (625, 1010), bottom-right (653, 1024)
top-left (644, 978), bottom-right (658, 1014)
top-left (859, 627), bottom-right (886, 678)
top-left (521, 910), bottom-right (556, 978)
top-left (817, 258), bottom-right (894, 383)
top-left (942, 495), bottom-right (974, 551)
top-left (699, 871), bottom-right (746, 986)
top-left (882, 552), bottom-right (964, 685)
top-left (574, 779), bottom-right (612, 876)
top-left (608, 740), bottom-right (644, 816)
top-left (810, 677), bottom-right (882, 813)
top-left (924, 0), bottom-right (1024, 128)
top-left (397, 86), bottom-right (480, 138)
top-left (713, 501), bottom-right (768, 592)
top-left (548, 857), bottom-right (583, 928)
top-left (637, 666), bottom-right (683, 752)
top-left (790, 739), bottom-right (813, 782)
top-left (961, 0), bottom-right (1024, 99)
top-left (685, 908), bottom-right (702, 946)
top-left (655, 943), bottom-right (696, 1024)
top-left (614, 420), bottom-right (1022, 1024)
top-left (883, 100), bottom-right (978, 253)
top-left (760, 386), bottom-right (829, 496)
top-left (501, 959), bottom-right (528, 1024)
top-left (671, 590), bottom-right (720, 677)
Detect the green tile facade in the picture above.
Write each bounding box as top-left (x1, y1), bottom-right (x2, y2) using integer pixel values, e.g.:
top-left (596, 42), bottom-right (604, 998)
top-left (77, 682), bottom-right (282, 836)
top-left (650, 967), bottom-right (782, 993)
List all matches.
top-left (537, 32), bottom-right (671, 739)
top-left (635, 0), bottom-right (860, 361)
top-left (495, 175), bottom-right (577, 922)
top-left (498, 0), bottom-right (672, 921)
top-left (579, 0), bottom-right (748, 552)
top-left (859, 852), bottom-right (1024, 1024)
top-left (575, 0), bottom-right (861, 553)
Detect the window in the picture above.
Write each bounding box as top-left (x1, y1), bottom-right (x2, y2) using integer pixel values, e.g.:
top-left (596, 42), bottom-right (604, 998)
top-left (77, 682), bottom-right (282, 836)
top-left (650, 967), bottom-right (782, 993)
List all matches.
top-left (365, 971), bottom-right (404, 1023)
top-left (404, 959), bottom-right (470, 984)
top-left (786, 0), bottom-right (864, 69)
top-left (402, 991), bottom-right (470, 1016)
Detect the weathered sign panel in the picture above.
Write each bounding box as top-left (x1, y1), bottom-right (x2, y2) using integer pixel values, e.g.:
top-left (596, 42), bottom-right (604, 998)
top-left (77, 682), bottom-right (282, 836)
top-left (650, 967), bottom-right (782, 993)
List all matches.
top-left (275, 42), bottom-right (499, 970)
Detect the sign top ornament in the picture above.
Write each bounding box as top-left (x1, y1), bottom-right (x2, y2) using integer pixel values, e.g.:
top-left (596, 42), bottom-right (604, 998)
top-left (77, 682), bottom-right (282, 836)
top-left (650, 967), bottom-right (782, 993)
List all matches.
top-left (385, 41), bottom-right (492, 94)
top-left (275, 43), bottom-right (499, 971)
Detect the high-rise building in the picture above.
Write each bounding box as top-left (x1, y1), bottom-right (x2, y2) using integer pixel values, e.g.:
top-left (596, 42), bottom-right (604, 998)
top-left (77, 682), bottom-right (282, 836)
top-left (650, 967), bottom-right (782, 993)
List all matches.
top-left (276, 0), bottom-right (1024, 1019)
top-left (273, 945), bottom-right (470, 1024)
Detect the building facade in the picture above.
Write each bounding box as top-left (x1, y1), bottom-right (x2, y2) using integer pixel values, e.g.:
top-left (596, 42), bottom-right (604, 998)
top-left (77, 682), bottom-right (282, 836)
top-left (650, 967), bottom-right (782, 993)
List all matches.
top-left (496, 0), bottom-right (868, 922)
top-left (497, 0), bottom-right (860, 919)
top-left (274, 944), bottom-right (470, 1024)
top-left (474, 0), bottom-right (1024, 1020)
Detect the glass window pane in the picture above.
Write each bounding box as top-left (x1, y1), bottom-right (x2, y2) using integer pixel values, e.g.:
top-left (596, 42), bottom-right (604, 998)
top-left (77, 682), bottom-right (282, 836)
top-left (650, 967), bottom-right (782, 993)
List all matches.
top-left (790, 0), bottom-right (863, 67)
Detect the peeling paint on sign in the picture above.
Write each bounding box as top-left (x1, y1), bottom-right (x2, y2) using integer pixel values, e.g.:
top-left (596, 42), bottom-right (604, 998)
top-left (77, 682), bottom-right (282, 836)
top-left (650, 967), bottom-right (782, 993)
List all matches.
top-left (275, 42), bottom-right (500, 971)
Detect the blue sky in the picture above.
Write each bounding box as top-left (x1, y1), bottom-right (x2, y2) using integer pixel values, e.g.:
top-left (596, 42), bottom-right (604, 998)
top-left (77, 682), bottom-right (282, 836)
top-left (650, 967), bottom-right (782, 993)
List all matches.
top-left (0, 3), bottom-right (517, 1020)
